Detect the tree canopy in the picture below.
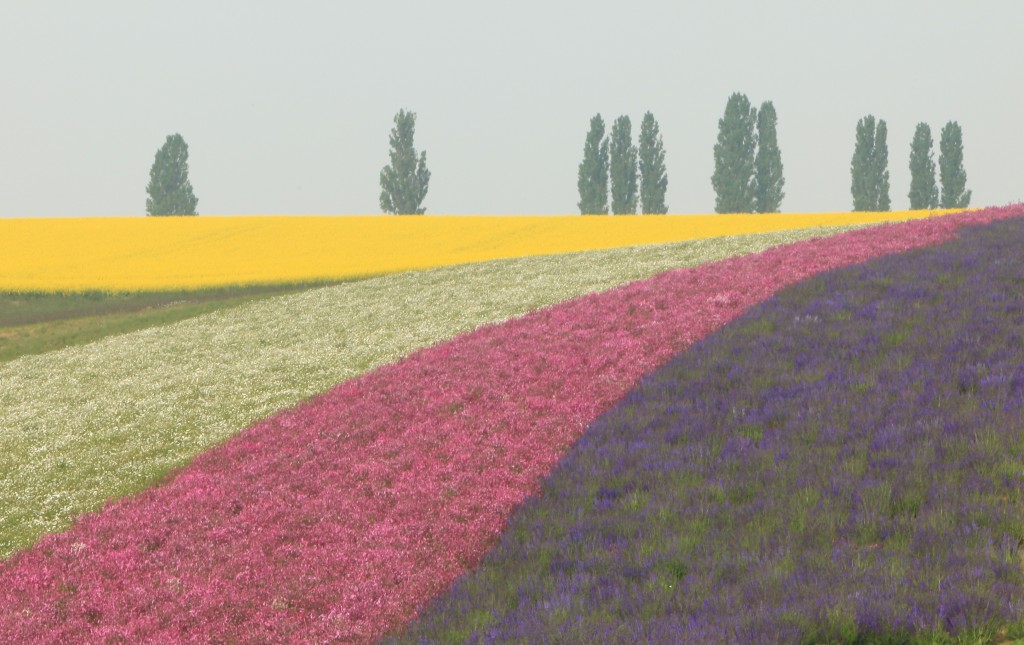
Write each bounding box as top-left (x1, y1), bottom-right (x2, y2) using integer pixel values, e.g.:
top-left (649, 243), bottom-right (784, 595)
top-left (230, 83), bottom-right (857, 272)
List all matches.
top-left (753, 101), bottom-right (785, 213)
top-left (939, 121), bottom-right (971, 208)
top-left (712, 93), bottom-right (758, 213)
top-left (908, 123), bottom-right (938, 210)
top-left (609, 115), bottom-right (638, 215)
top-left (577, 114), bottom-right (609, 215)
top-left (380, 109), bottom-right (430, 215)
top-left (638, 111), bottom-right (668, 215)
top-left (851, 115), bottom-right (890, 211)
top-left (146, 133), bottom-right (198, 216)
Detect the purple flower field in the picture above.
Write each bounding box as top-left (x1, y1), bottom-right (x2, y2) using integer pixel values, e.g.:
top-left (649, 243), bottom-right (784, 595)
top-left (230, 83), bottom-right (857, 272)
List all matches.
top-left (388, 217), bottom-right (1024, 643)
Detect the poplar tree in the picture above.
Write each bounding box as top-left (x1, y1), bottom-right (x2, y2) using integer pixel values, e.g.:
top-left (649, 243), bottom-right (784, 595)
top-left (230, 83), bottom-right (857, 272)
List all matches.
top-left (851, 115), bottom-right (876, 211)
top-left (712, 93), bottom-right (757, 213)
top-left (908, 123), bottom-right (938, 209)
top-left (146, 133), bottom-right (198, 216)
top-left (753, 101), bottom-right (785, 213)
top-left (577, 114), bottom-right (609, 215)
top-left (609, 115), bottom-right (638, 215)
top-left (638, 111), bottom-right (668, 214)
top-left (939, 121), bottom-right (972, 208)
top-left (379, 109), bottom-right (430, 215)
top-left (874, 120), bottom-right (891, 211)
top-left (851, 115), bottom-right (890, 211)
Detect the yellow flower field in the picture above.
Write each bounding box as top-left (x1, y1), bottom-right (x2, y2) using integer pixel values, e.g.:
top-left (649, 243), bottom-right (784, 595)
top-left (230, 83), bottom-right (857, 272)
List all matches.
top-left (0, 211), bottom-right (958, 292)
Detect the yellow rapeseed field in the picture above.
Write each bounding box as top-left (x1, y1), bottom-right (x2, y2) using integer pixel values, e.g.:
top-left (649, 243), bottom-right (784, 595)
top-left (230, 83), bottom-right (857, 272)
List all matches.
top-left (0, 211), bottom-right (957, 292)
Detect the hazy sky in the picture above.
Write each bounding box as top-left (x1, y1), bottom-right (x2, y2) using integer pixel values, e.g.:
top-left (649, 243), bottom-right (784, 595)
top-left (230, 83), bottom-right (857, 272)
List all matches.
top-left (1, 1), bottom-right (1021, 216)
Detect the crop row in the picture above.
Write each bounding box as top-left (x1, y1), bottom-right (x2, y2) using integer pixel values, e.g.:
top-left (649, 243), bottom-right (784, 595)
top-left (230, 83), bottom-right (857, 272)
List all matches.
top-left (0, 225), bottom-right (857, 559)
top-left (1, 206), bottom-right (1019, 643)
top-left (0, 211), bottom-right (946, 292)
top-left (393, 215), bottom-right (1024, 643)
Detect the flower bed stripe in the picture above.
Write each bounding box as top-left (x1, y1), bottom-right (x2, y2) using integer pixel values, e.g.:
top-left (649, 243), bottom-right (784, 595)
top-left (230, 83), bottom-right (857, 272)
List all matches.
top-left (0, 226), bottom-right (863, 559)
top-left (0, 211), bottom-right (950, 292)
top-left (0, 206), bottom-right (1021, 643)
top-left (392, 215), bottom-right (1024, 643)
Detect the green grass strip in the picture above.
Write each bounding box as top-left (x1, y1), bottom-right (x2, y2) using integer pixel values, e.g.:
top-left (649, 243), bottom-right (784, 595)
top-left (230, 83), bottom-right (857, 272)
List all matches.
top-left (0, 282), bottom-right (363, 364)
top-left (0, 225), bottom-right (861, 559)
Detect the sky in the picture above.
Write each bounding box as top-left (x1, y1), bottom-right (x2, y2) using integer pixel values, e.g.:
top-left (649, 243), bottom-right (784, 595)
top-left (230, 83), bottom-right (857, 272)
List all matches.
top-left (1, 1), bottom-right (1021, 217)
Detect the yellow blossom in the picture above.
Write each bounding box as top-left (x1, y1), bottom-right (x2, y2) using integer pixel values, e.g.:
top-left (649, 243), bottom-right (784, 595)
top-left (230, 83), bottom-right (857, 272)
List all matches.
top-left (0, 211), bottom-right (958, 292)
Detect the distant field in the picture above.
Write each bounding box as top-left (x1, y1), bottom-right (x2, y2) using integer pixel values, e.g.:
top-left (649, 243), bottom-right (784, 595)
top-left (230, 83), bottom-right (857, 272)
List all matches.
top-left (0, 211), bottom-right (956, 292)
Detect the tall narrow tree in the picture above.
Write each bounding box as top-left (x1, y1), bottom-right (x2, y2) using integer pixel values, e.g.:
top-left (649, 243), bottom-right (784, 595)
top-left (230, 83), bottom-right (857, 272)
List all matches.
top-left (908, 123), bottom-right (939, 209)
top-left (379, 109), bottom-right (430, 215)
top-left (851, 115), bottom-right (877, 211)
top-left (609, 115), bottom-right (638, 215)
top-left (753, 101), bottom-right (785, 213)
top-left (712, 93), bottom-right (757, 213)
top-left (939, 121), bottom-right (972, 208)
top-left (873, 119), bottom-right (891, 211)
top-left (146, 133), bottom-right (198, 216)
top-left (638, 111), bottom-right (668, 214)
top-left (577, 114), bottom-right (609, 215)
top-left (851, 115), bottom-right (889, 211)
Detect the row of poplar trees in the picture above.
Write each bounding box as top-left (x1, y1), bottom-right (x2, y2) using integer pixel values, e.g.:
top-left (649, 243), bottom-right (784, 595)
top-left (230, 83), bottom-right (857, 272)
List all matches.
top-left (577, 112), bottom-right (669, 215)
top-left (576, 94), bottom-right (784, 215)
top-left (145, 108), bottom-right (970, 217)
top-left (711, 93), bottom-right (785, 214)
top-left (853, 117), bottom-right (971, 211)
top-left (576, 95), bottom-right (972, 216)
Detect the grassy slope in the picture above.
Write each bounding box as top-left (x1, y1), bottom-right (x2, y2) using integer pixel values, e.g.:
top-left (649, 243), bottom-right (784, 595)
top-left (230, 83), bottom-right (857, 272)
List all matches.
top-left (0, 283), bottom-right (355, 364)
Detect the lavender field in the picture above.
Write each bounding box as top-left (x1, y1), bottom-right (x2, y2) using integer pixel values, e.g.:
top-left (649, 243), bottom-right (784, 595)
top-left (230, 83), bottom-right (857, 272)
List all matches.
top-left (389, 217), bottom-right (1024, 643)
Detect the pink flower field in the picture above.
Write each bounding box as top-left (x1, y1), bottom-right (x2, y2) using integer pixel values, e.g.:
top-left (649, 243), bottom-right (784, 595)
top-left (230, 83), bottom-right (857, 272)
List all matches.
top-left (2, 206), bottom-right (1022, 643)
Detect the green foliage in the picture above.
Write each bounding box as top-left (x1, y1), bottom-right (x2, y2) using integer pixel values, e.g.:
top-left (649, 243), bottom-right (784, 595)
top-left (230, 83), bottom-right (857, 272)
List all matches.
top-left (638, 111), bottom-right (668, 214)
top-left (939, 121), bottom-right (971, 208)
top-left (146, 134), bottom-right (198, 216)
top-left (712, 93), bottom-right (758, 213)
top-left (609, 115), bottom-right (638, 215)
top-left (875, 120), bottom-right (891, 211)
top-left (379, 109), bottom-right (431, 215)
top-left (908, 123), bottom-right (939, 210)
top-left (0, 283), bottom-right (344, 364)
top-left (577, 114), bottom-right (609, 215)
top-left (754, 101), bottom-right (785, 213)
top-left (851, 115), bottom-right (877, 211)
top-left (850, 115), bottom-right (890, 211)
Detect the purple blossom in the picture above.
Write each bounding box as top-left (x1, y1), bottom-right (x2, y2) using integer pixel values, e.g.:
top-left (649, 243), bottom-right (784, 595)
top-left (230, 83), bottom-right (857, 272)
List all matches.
top-left (391, 216), bottom-right (1024, 643)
